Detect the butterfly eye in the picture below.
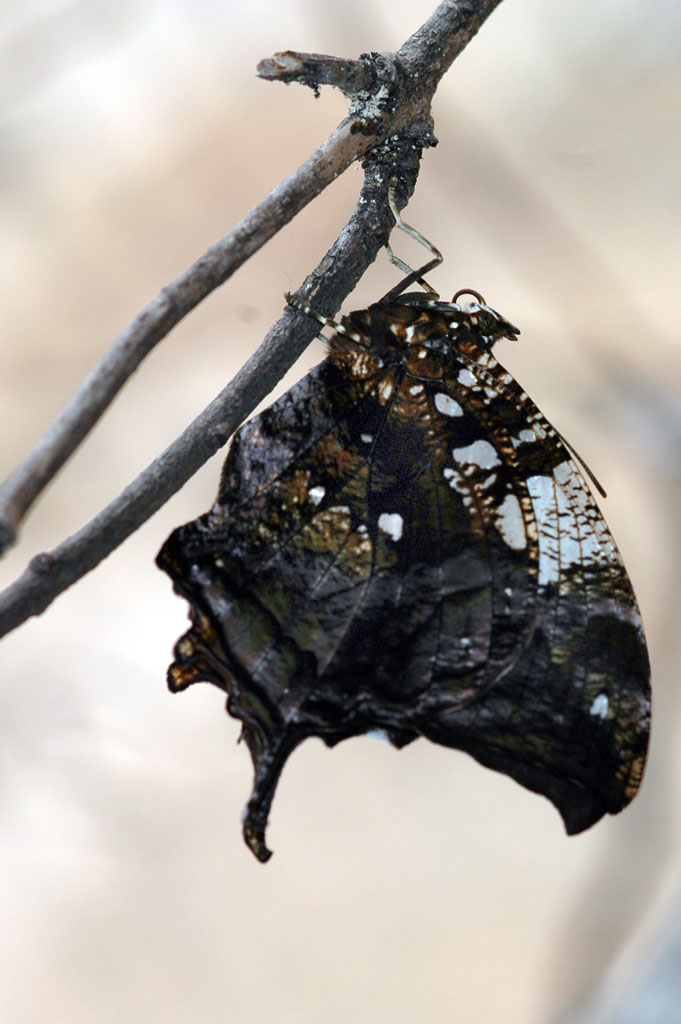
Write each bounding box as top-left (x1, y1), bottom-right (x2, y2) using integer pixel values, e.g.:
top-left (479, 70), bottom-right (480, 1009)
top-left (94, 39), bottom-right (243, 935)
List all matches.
top-left (472, 310), bottom-right (498, 335)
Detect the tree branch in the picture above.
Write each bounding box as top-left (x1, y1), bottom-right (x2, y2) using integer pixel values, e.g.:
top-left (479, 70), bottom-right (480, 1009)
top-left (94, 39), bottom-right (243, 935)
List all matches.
top-left (256, 51), bottom-right (370, 96)
top-left (0, 163), bottom-right (407, 637)
top-left (0, 0), bottom-right (506, 637)
top-left (0, 120), bottom-right (375, 557)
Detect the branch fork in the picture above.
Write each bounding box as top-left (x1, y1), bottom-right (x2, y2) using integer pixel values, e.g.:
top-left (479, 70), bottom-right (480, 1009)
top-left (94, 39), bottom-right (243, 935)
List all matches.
top-left (0, 0), bottom-right (506, 637)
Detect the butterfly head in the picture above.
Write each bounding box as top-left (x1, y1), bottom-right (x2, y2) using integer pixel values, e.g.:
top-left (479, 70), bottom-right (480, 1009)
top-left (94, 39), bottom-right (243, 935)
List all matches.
top-left (372, 287), bottom-right (520, 355)
top-left (450, 291), bottom-right (520, 350)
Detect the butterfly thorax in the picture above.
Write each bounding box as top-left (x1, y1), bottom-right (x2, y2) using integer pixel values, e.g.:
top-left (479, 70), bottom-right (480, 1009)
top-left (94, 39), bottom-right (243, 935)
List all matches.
top-left (335, 295), bottom-right (519, 370)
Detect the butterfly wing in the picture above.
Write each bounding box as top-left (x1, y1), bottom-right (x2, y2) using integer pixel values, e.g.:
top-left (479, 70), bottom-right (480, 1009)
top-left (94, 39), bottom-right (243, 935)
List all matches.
top-left (418, 344), bottom-right (650, 833)
top-left (158, 303), bottom-right (650, 858)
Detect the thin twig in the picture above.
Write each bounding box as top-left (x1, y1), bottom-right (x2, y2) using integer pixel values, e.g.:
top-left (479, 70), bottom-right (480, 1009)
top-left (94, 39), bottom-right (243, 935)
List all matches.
top-left (0, 0), bottom-right (506, 637)
top-left (256, 51), bottom-right (369, 96)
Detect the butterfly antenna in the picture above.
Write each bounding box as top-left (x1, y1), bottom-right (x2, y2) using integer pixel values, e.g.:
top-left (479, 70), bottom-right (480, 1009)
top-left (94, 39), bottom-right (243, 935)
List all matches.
top-left (558, 431), bottom-right (607, 498)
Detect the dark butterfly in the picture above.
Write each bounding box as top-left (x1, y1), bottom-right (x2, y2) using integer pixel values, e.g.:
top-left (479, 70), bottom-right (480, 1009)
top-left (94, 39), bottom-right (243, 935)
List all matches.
top-left (157, 241), bottom-right (650, 862)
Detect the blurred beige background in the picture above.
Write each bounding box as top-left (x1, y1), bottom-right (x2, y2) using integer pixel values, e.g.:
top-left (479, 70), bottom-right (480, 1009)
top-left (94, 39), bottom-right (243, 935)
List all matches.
top-left (1, 2), bottom-right (680, 1022)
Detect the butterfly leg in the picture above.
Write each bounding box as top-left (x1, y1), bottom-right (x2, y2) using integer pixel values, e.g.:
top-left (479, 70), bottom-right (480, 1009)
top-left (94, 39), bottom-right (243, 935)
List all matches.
top-left (285, 292), bottom-right (364, 342)
top-left (376, 184), bottom-right (444, 302)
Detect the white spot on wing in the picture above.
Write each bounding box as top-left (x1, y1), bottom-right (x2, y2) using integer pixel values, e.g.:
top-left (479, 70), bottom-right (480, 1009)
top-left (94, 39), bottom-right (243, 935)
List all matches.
top-left (308, 485), bottom-right (326, 505)
top-left (510, 428), bottom-right (537, 449)
top-left (378, 512), bottom-right (404, 542)
top-left (453, 439), bottom-right (501, 470)
top-left (526, 474), bottom-right (566, 585)
top-left (434, 392), bottom-right (463, 417)
top-left (360, 433), bottom-right (373, 444)
top-left (495, 494), bottom-right (527, 550)
top-left (526, 462), bottom-right (606, 586)
top-left (526, 473), bottom-right (553, 509)
top-left (366, 728), bottom-right (390, 743)
top-left (458, 368), bottom-right (478, 388)
top-left (590, 694), bottom-right (609, 719)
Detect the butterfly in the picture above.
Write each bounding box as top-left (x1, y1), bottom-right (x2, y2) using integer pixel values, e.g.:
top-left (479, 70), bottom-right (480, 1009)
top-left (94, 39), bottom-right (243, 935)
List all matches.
top-left (157, 235), bottom-right (650, 862)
